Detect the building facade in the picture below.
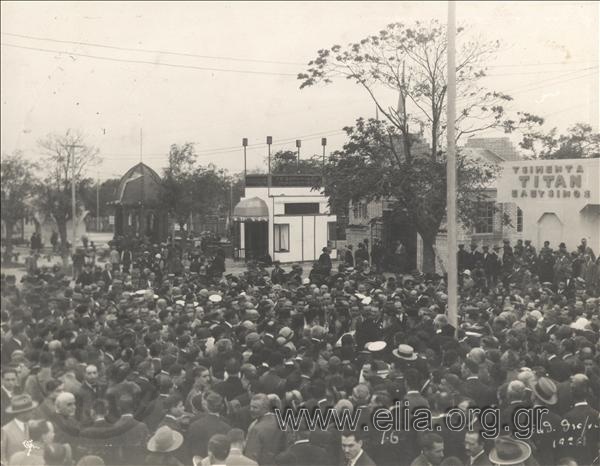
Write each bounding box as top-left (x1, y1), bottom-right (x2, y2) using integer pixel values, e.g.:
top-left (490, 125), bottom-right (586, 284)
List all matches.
top-left (496, 157), bottom-right (600, 251)
top-left (233, 174), bottom-right (337, 263)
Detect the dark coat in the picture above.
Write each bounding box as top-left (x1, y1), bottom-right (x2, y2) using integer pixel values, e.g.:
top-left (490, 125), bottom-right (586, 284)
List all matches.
top-left (558, 402), bottom-right (600, 466)
top-left (341, 450), bottom-right (376, 466)
top-left (462, 377), bottom-right (497, 409)
top-left (275, 440), bottom-right (328, 466)
top-left (214, 375), bottom-right (245, 401)
top-left (80, 414), bottom-right (150, 466)
top-left (244, 413), bottom-right (287, 466)
top-left (184, 413), bottom-right (231, 459)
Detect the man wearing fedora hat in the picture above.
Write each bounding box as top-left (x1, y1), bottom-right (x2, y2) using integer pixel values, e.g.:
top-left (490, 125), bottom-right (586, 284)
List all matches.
top-left (1, 393), bottom-right (38, 460)
top-left (528, 377), bottom-right (563, 465)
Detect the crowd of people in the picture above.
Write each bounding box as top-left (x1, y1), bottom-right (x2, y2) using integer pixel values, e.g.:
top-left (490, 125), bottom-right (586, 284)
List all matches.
top-left (1, 235), bottom-right (599, 466)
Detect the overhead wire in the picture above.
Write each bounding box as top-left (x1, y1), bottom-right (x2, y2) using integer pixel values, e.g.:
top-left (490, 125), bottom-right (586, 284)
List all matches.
top-left (1, 31), bottom-right (307, 66)
top-left (0, 42), bottom-right (298, 77)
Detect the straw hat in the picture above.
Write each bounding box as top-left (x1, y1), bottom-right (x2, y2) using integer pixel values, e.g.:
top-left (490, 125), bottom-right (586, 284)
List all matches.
top-left (531, 377), bottom-right (558, 405)
top-left (392, 344), bottom-right (417, 361)
top-left (147, 426), bottom-right (184, 453)
top-left (489, 437), bottom-right (531, 465)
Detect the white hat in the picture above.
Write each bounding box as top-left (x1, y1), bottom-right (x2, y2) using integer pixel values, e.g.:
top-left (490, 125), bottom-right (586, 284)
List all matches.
top-left (366, 341), bottom-right (386, 352)
top-left (209, 294), bottom-right (222, 303)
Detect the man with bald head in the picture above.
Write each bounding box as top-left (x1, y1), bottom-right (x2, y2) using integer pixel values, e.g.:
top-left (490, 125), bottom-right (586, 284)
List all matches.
top-left (244, 393), bottom-right (287, 466)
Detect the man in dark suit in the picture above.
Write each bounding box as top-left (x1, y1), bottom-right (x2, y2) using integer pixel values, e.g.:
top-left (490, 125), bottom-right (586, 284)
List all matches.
top-left (1, 367), bottom-right (18, 426)
top-left (558, 378), bottom-right (600, 466)
top-left (464, 431), bottom-right (493, 466)
top-left (276, 428), bottom-right (328, 466)
top-left (410, 433), bottom-right (445, 466)
top-left (185, 391), bottom-right (231, 460)
top-left (543, 342), bottom-right (571, 383)
top-left (271, 261), bottom-right (287, 285)
top-left (81, 394), bottom-right (150, 466)
top-left (76, 364), bottom-right (105, 426)
top-left (403, 369), bottom-right (430, 410)
top-left (100, 263), bottom-right (113, 290)
top-left (461, 359), bottom-right (496, 409)
top-left (482, 245), bottom-right (500, 286)
top-left (214, 359), bottom-right (245, 401)
top-left (468, 243), bottom-right (484, 271)
top-left (1, 322), bottom-right (26, 366)
top-left (244, 393), bottom-right (287, 466)
top-left (340, 430), bottom-right (376, 466)
top-left (457, 244), bottom-right (470, 272)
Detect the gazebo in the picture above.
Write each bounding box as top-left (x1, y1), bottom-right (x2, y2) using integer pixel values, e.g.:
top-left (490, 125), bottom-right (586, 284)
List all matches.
top-left (112, 163), bottom-right (168, 242)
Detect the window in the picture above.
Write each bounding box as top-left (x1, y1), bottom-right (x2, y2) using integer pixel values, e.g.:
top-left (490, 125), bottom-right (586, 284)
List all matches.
top-left (274, 224), bottom-right (290, 252)
top-left (474, 202), bottom-right (495, 234)
top-left (284, 203), bottom-right (319, 215)
top-left (352, 202), bottom-right (368, 219)
top-left (516, 207), bottom-right (523, 232)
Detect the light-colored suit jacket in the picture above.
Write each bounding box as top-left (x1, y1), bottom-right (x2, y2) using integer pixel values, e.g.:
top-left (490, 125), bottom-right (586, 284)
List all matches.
top-left (1, 419), bottom-right (28, 462)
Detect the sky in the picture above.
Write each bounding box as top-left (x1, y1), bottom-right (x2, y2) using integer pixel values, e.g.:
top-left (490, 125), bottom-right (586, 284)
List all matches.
top-left (1, 1), bottom-right (598, 180)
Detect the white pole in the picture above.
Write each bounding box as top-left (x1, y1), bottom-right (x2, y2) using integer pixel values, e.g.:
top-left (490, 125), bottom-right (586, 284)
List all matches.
top-left (96, 174), bottom-right (100, 231)
top-left (447, 1), bottom-right (458, 330)
top-left (71, 146), bottom-right (77, 257)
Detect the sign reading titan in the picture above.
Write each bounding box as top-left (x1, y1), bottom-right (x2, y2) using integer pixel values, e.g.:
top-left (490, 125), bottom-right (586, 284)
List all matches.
top-left (510, 163), bottom-right (591, 199)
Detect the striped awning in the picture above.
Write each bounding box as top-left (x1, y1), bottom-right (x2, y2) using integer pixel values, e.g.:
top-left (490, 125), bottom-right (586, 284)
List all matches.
top-left (233, 197), bottom-right (269, 222)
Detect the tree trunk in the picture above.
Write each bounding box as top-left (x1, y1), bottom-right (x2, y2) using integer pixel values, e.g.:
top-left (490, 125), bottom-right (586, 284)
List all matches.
top-left (421, 234), bottom-right (437, 274)
top-left (3, 221), bottom-right (15, 263)
top-left (56, 219), bottom-right (70, 266)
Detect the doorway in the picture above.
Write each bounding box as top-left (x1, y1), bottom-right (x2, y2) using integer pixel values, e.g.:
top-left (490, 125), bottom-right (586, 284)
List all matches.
top-left (537, 212), bottom-right (563, 249)
top-left (244, 222), bottom-right (268, 261)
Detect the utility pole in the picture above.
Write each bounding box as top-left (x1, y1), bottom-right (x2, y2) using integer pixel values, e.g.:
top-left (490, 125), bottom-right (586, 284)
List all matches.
top-left (65, 143), bottom-right (83, 258)
top-left (296, 139), bottom-right (301, 172)
top-left (446, 0), bottom-right (458, 331)
top-left (321, 137), bottom-right (327, 171)
top-left (140, 128), bottom-right (144, 237)
top-left (96, 174), bottom-right (100, 231)
top-left (267, 136), bottom-right (272, 196)
top-left (242, 138), bottom-right (248, 190)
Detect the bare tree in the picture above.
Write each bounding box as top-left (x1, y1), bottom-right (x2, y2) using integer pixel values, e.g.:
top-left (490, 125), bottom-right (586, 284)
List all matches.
top-left (36, 130), bottom-right (100, 257)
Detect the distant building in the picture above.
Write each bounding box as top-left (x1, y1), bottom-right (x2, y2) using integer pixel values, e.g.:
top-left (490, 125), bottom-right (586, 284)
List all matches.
top-left (232, 174), bottom-right (337, 263)
top-left (433, 138), bottom-right (524, 272)
top-left (111, 163), bottom-right (169, 242)
top-left (497, 157), bottom-right (599, 251)
top-left (343, 137), bottom-right (527, 272)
